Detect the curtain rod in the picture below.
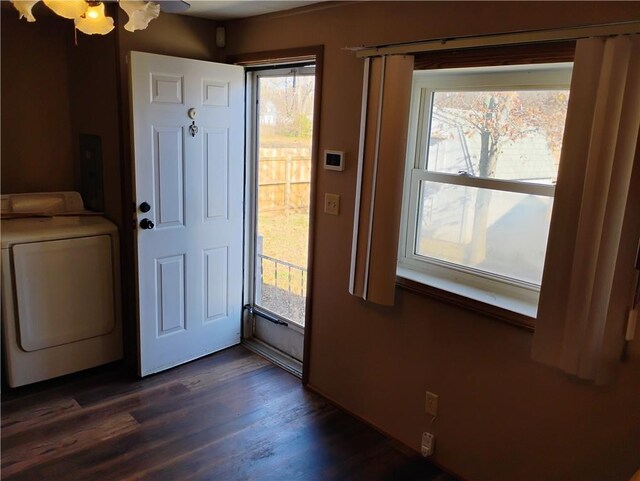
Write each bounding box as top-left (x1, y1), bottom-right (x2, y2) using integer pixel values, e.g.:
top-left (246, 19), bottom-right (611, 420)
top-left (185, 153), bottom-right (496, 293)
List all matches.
top-left (351, 21), bottom-right (640, 58)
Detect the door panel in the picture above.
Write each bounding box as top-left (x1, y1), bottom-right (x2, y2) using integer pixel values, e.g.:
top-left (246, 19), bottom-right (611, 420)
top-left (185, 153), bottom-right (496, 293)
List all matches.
top-left (153, 126), bottom-right (185, 227)
top-left (203, 80), bottom-right (229, 106)
top-left (204, 128), bottom-right (229, 220)
top-left (151, 74), bottom-right (183, 104)
top-left (204, 247), bottom-right (228, 322)
top-left (156, 255), bottom-right (185, 336)
top-left (131, 52), bottom-right (244, 376)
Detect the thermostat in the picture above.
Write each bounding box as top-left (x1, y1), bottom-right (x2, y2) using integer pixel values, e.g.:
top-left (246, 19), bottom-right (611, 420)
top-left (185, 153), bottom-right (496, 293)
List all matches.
top-left (324, 150), bottom-right (344, 171)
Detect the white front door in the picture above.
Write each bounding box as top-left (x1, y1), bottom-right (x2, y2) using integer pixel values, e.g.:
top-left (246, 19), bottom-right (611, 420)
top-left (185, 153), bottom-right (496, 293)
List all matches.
top-left (130, 52), bottom-right (244, 376)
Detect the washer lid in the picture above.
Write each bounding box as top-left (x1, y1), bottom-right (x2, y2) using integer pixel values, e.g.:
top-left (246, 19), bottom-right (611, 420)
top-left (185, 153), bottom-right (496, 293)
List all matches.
top-left (1, 216), bottom-right (117, 248)
top-left (1, 192), bottom-right (85, 215)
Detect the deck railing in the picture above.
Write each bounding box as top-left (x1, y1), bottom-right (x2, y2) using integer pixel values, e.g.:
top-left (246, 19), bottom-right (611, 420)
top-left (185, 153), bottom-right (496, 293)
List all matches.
top-left (257, 253), bottom-right (307, 297)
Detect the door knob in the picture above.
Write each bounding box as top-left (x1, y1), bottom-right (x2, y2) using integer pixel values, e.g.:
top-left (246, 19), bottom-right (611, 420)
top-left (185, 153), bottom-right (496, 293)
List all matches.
top-left (140, 218), bottom-right (155, 230)
top-left (139, 201), bottom-right (151, 213)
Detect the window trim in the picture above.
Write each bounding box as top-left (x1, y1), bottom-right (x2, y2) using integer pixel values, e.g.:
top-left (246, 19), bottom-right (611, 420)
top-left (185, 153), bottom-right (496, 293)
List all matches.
top-left (398, 63), bottom-right (573, 319)
top-left (396, 272), bottom-right (536, 330)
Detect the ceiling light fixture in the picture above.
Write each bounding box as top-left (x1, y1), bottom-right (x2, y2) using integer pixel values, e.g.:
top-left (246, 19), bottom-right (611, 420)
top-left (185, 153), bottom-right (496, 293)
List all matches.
top-left (9, 0), bottom-right (175, 35)
top-left (119, 0), bottom-right (160, 32)
top-left (74, 2), bottom-right (114, 35)
top-left (43, 0), bottom-right (89, 19)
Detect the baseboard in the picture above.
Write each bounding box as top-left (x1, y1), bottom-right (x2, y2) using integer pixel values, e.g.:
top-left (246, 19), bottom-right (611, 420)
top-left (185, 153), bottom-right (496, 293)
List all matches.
top-left (242, 338), bottom-right (302, 379)
top-left (305, 383), bottom-right (470, 481)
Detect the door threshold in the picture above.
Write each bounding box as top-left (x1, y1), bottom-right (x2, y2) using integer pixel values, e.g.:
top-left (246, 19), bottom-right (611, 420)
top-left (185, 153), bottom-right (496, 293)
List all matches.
top-left (242, 338), bottom-right (302, 379)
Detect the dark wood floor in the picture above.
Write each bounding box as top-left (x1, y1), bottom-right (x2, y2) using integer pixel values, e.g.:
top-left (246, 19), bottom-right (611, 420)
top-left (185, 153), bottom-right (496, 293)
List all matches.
top-left (1, 346), bottom-right (457, 481)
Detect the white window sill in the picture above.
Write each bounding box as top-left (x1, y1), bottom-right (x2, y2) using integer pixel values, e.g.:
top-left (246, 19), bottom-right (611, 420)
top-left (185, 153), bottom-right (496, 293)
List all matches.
top-left (396, 265), bottom-right (538, 326)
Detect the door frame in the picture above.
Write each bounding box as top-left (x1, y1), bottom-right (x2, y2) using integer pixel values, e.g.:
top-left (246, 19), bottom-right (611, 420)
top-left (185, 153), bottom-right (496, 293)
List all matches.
top-left (229, 46), bottom-right (323, 385)
top-left (244, 63), bottom-right (315, 375)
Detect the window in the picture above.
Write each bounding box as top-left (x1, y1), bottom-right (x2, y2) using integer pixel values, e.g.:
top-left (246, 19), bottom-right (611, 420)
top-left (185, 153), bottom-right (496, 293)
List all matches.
top-left (398, 63), bottom-right (572, 317)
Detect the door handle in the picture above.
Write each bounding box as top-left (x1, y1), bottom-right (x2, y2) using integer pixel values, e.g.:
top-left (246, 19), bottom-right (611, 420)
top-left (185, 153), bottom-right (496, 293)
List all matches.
top-left (140, 218), bottom-right (155, 230)
top-left (139, 201), bottom-right (151, 213)
top-left (188, 108), bottom-right (198, 137)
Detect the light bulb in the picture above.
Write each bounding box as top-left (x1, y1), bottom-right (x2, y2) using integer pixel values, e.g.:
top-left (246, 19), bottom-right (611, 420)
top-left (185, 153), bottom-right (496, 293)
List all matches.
top-left (75, 3), bottom-right (114, 35)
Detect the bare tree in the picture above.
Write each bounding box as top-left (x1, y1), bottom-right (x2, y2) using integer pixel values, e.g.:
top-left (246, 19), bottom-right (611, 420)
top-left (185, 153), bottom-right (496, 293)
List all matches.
top-left (260, 75), bottom-right (315, 142)
top-left (432, 90), bottom-right (569, 264)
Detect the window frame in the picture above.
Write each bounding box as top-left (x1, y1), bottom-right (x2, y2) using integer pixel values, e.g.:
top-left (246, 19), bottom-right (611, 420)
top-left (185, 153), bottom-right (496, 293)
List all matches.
top-left (398, 63), bottom-right (573, 318)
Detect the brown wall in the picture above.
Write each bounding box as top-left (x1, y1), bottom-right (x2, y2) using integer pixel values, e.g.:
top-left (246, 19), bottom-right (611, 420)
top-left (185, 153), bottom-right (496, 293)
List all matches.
top-left (225, 3), bottom-right (640, 481)
top-left (68, 29), bottom-right (120, 224)
top-left (1, 14), bottom-right (75, 194)
top-left (1, 10), bottom-right (121, 225)
top-left (117, 8), bottom-right (220, 63)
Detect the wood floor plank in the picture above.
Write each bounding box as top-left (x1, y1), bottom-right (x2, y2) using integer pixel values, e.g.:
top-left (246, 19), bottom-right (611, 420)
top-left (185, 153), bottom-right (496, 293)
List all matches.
top-left (2, 381), bottom-right (189, 450)
top-left (0, 346), bottom-right (457, 481)
top-left (130, 364), bottom-right (284, 424)
top-left (1, 412), bottom-right (139, 477)
top-left (181, 406), bottom-right (366, 481)
top-left (72, 346), bottom-right (253, 407)
top-left (4, 366), bottom-right (300, 481)
top-left (1, 398), bottom-right (81, 437)
top-left (181, 353), bottom-right (271, 391)
top-left (79, 376), bottom-right (321, 481)
top-left (1, 365), bottom-right (124, 412)
top-left (248, 412), bottom-right (384, 481)
top-left (133, 391), bottom-right (336, 481)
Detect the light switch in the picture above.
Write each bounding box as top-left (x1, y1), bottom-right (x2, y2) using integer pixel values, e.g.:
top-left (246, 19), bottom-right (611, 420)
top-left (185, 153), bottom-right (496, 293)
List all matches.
top-left (324, 193), bottom-right (340, 215)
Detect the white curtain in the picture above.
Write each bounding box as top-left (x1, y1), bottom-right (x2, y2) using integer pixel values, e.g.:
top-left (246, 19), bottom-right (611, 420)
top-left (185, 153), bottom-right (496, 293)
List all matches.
top-left (349, 55), bottom-right (414, 305)
top-left (532, 34), bottom-right (640, 384)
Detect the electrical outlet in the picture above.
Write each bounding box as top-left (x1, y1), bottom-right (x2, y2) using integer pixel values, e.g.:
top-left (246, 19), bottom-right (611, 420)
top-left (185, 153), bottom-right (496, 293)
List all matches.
top-left (425, 391), bottom-right (438, 417)
top-left (324, 193), bottom-right (340, 215)
top-left (421, 432), bottom-right (435, 457)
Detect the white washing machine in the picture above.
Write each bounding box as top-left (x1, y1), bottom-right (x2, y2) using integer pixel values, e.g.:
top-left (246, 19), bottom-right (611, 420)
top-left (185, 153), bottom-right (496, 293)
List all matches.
top-left (1, 192), bottom-right (122, 387)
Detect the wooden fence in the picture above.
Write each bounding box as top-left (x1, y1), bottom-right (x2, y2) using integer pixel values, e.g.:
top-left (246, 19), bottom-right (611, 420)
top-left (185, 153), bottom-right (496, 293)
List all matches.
top-left (258, 148), bottom-right (311, 212)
